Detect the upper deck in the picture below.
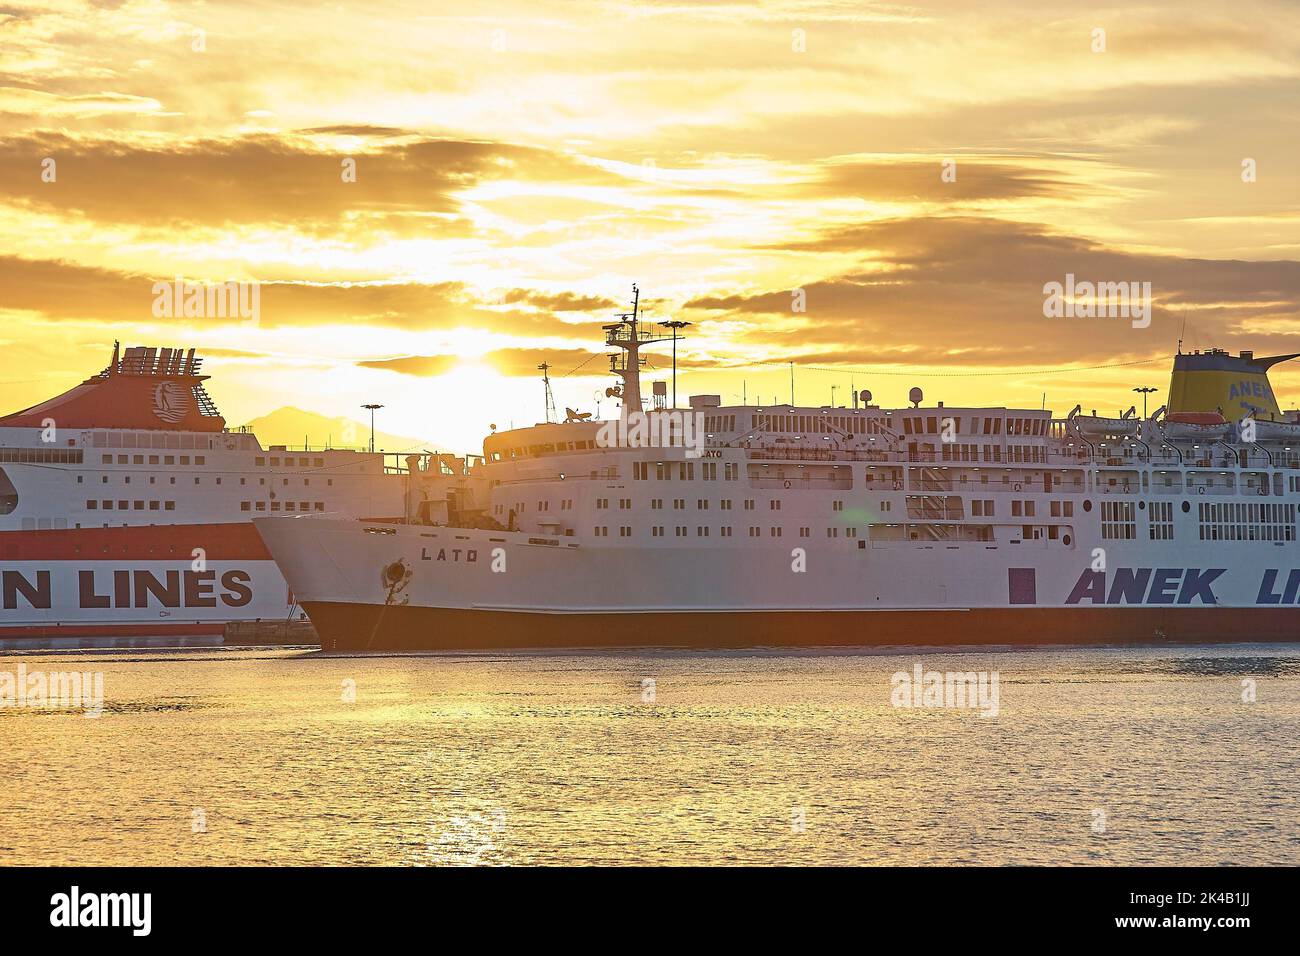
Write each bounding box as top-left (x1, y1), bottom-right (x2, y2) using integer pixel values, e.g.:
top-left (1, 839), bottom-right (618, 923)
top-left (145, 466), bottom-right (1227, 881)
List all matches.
top-left (480, 400), bottom-right (1300, 475)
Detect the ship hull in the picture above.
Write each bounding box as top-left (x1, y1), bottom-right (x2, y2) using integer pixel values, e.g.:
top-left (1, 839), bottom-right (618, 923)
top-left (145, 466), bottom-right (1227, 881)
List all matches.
top-left (0, 523), bottom-right (298, 647)
top-left (256, 517), bottom-right (1300, 652)
top-left (302, 600), bottom-right (1298, 651)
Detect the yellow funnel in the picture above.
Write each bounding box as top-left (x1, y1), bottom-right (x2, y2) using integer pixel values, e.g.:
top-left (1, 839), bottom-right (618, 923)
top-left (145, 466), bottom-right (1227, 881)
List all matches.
top-left (1167, 349), bottom-right (1298, 421)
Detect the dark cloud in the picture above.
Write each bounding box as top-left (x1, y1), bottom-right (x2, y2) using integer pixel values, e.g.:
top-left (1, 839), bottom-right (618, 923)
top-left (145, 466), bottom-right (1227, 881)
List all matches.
top-left (298, 125), bottom-right (414, 138)
top-left (0, 131), bottom-right (626, 231)
top-left (686, 217), bottom-right (1300, 365)
top-left (499, 289), bottom-right (620, 312)
top-left (799, 160), bottom-right (1068, 202)
top-left (359, 345), bottom-right (720, 378)
top-left (357, 354), bottom-right (462, 376)
top-left (0, 254), bottom-right (154, 323)
top-left (0, 255), bottom-right (594, 335)
top-left (361, 348), bottom-right (599, 378)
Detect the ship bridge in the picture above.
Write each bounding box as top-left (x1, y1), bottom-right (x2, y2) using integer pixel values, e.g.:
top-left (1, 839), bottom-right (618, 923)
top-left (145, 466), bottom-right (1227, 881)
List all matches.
top-left (484, 420), bottom-right (609, 462)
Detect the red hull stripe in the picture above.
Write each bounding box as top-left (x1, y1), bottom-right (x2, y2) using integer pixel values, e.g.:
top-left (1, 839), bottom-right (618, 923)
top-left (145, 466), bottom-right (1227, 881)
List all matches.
top-left (0, 622), bottom-right (225, 638)
top-left (0, 522), bottom-right (271, 561)
top-left (302, 602), bottom-right (1300, 651)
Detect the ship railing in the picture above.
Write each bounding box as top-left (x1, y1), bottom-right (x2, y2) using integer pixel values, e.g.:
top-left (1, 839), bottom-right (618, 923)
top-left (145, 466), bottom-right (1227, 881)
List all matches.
top-left (910, 479), bottom-right (951, 493)
top-left (263, 443), bottom-right (387, 453)
top-left (905, 508), bottom-right (965, 521)
top-left (605, 327), bottom-right (665, 346)
top-left (871, 479), bottom-right (1085, 493)
top-left (748, 477), bottom-right (854, 490)
top-left (1176, 483), bottom-right (1244, 497)
top-left (745, 446), bottom-right (891, 463)
top-left (492, 470), bottom-right (622, 486)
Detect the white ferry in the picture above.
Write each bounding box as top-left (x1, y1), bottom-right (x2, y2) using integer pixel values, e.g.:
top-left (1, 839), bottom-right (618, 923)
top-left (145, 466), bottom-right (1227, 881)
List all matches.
top-left (267, 300), bottom-right (1300, 648)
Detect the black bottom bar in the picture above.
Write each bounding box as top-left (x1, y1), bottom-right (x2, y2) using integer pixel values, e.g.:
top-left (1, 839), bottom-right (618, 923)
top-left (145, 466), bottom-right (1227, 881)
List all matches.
top-left (0, 866), bottom-right (1278, 942)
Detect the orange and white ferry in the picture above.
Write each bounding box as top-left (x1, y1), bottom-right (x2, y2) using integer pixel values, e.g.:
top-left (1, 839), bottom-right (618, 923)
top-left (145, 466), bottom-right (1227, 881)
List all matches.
top-left (0, 345), bottom-right (411, 645)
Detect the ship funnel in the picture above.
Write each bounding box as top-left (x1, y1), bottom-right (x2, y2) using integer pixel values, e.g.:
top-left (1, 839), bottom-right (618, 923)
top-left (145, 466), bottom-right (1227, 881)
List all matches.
top-left (1168, 349), bottom-right (1299, 421)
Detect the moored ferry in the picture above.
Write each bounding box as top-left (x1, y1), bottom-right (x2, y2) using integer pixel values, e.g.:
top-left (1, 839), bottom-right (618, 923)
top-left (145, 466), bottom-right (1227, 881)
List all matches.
top-left (255, 290), bottom-right (1300, 651)
top-left (0, 345), bottom-right (414, 645)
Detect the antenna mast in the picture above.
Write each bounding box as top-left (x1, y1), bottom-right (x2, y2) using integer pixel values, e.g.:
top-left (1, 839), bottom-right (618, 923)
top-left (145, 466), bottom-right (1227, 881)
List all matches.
top-left (538, 362), bottom-right (557, 424)
top-left (604, 283), bottom-right (672, 414)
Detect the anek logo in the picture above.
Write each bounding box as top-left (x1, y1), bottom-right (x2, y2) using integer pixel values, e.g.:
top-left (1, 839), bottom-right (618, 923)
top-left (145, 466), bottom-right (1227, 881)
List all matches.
top-left (50, 886), bottom-right (151, 936)
top-left (1065, 568), bottom-right (1224, 605)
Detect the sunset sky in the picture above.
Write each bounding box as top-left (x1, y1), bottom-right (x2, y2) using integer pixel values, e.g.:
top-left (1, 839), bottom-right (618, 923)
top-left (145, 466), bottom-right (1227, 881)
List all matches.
top-left (2, 0), bottom-right (1298, 452)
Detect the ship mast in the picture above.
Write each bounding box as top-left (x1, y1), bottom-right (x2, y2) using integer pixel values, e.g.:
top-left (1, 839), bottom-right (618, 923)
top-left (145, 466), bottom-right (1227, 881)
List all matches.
top-left (538, 362), bottom-right (557, 424)
top-left (603, 284), bottom-right (672, 414)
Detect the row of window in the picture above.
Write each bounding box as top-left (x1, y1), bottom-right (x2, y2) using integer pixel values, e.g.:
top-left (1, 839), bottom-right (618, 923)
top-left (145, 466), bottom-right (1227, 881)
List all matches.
top-left (597, 525), bottom-right (860, 538)
top-left (1, 448), bottom-right (85, 464)
top-left (936, 444), bottom-right (1048, 463)
top-left (1197, 502), bottom-right (1297, 542)
top-left (240, 501), bottom-right (327, 512)
top-left (901, 415), bottom-right (1048, 437)
top-left (255, 456), bottom-right (327, 467)
top-left (512, 495), bottom-right (1088, 518)
top-left (492, 439), bottom-right (601, 461)
top-left (90, 430), bottom-right (214, 450)
top-left (84, 474), bottom-right (334, 488)
top-left (84, 497), bottom-right (331, 513)
top-left (630, 461), bottom-right (739, 481)
top-left (513, 497), bottom-right (838, 514)
top-left (870, 471), bottom-right (1062, 488)
top-left (101, 454), bottom-right (207, 466)
top-left (86, 500), bottom-right (176, 511)
top-left (751, 413), bottom-right (884, 436)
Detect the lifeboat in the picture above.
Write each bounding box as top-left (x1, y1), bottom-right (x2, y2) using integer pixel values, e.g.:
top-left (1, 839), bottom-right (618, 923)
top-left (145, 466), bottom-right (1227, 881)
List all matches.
top-left (1071, 413), bottom-right (1140, 437)
top-left (1251, 418), bottom-right (1300, 442)
top-left (1162, 412), bottom-right (1230, 441)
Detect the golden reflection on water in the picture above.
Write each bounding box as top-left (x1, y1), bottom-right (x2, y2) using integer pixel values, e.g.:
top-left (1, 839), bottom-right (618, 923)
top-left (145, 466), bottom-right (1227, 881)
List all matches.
top-left (1, 645), bottom-right (1297, 866)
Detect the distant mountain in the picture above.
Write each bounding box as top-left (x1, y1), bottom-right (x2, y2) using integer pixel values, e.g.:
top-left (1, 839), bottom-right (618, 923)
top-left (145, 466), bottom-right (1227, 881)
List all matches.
top-left (239, 407), bottom-right (456, 454)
